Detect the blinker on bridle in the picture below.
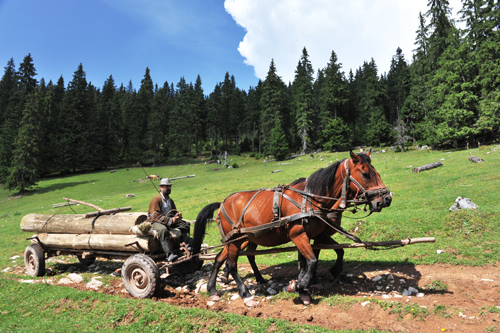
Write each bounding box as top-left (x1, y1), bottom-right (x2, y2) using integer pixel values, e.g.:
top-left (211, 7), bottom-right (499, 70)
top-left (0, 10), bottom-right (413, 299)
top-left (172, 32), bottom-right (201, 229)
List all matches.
top-left (339, 159), bottom-right (390, 209)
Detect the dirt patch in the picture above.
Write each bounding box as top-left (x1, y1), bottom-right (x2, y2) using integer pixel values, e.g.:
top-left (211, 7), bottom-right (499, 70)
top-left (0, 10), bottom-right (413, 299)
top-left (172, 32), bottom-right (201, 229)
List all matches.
top-left (11, 259), bottom-right (500, 332)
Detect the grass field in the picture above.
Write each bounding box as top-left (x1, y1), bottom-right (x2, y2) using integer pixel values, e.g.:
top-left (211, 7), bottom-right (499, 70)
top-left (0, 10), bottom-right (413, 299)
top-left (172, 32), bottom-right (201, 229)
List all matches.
top-left (1, 145), bottom-right (499, 332)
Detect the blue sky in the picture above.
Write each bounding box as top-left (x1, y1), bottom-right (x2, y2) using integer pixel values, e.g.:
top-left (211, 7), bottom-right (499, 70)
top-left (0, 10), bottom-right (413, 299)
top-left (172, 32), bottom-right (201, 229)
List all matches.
top-left (0, 0), bottom-right (463, 93)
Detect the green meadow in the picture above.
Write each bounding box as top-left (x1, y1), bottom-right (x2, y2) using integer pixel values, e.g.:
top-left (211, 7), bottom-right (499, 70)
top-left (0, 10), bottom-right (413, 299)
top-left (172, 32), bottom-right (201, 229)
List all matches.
top-left (1, 146), bottom-right (499, 332)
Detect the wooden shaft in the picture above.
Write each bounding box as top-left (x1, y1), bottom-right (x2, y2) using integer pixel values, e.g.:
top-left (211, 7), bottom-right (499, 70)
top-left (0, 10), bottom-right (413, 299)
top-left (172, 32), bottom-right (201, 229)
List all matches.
top-left (237, 237), bottom-right (435, 256)
top-left (63, 197), bottom-right (103, 211)
top-left (85, 207), bottom-right (132, 218)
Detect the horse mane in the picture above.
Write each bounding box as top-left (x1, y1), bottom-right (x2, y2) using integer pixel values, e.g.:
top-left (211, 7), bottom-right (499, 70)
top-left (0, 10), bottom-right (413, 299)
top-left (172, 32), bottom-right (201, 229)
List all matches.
top-left (290, 177), bottom-right (306, 186)
top-left (305, 159), bottom-right (346, 196)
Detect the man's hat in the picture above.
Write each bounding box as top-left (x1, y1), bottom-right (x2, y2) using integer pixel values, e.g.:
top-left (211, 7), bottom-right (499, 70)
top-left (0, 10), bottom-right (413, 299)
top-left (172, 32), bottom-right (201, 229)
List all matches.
top-left (159, 178), bottom-right (172, 186)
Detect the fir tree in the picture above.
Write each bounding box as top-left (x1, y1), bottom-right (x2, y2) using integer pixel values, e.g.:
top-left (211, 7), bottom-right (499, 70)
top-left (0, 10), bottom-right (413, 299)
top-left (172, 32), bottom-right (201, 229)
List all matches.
top-left (260, 59), bottom-right (288, 156)
top-left (292, 47), bottom-right (315, 155)
top-left (5, 93), bottom-right (42, 192)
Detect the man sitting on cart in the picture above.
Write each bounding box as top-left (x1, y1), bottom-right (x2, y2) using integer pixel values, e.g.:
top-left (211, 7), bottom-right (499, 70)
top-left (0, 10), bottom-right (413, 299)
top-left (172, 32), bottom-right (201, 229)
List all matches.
top-left (147, 178), bottom-right (191, 262)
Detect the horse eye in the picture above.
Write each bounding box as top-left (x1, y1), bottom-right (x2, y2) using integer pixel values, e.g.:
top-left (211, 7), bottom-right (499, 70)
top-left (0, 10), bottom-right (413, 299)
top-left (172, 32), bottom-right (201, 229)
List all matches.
top-left (362, 172), bottom-right (371, 179)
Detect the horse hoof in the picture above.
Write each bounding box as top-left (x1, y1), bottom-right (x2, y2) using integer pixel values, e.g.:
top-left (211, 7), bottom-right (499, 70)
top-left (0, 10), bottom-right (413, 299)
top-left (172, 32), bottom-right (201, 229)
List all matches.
top-left (299, 293), bottom-right (312, 305)
top-left (310, 283), bottom-right (324, 290)
top-left (287, 280), bottom-right (297, 293)
top-left (209, 295), bottom-right (220, 302)
top-left (244, 297), bottom-right (258, 307)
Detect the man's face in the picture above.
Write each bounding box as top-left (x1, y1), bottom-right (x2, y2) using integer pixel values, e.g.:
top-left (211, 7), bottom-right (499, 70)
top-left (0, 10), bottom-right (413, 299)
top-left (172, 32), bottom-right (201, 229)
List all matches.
top-left (160, 185), bottom-right (171, 196)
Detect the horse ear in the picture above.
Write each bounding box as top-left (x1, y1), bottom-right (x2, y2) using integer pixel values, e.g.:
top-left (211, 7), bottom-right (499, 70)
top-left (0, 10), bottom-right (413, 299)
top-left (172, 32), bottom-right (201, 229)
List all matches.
top-left (366, 148), bottom-right (372, 157)
top-left (350, 150), bottom-right (360, 163)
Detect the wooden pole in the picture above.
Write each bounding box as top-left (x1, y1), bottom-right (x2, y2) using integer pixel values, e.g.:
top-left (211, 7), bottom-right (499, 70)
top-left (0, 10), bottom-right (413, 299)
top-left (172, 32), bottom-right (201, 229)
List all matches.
top-left (198, 237), bottom-right (435, 260)
top-left (85, 207), bottom-right (132, 218)
top-left (63, 197), bottom-right (103, 211)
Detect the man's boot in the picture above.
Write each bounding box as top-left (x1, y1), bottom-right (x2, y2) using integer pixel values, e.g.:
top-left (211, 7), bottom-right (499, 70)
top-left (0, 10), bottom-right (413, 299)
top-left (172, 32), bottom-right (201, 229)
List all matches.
top-left (161, 240), bottom-right (178, 262)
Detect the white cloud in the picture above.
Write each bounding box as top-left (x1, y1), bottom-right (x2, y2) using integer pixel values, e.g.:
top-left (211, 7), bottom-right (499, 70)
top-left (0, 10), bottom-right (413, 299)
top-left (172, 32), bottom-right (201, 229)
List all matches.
top-left (225, 0), bottom-right (463, 83)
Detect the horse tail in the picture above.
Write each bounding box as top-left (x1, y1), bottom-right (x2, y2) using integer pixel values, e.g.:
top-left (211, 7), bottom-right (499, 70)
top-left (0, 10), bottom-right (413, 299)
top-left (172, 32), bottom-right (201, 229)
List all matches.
top-left (191, 202), bottom-right (221, 255)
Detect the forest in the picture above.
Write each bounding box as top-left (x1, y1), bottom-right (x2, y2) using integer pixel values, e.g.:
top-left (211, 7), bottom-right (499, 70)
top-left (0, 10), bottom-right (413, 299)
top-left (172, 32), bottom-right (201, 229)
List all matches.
top-left (0, 0), bottom-right (498, 192)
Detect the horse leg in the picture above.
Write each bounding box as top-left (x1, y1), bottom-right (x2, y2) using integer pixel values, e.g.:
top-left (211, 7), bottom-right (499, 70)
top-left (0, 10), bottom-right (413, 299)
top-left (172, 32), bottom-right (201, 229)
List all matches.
top-left (291, 233), bottom-right (317, 305)
top-left (207, 246), bottom-right (229, 301)
top-left (313, 234), bottom-right (344, 281)
top-left (246, 242), bottom-right (266, 284)
top-left (225, 243), bottom-right (257, 306)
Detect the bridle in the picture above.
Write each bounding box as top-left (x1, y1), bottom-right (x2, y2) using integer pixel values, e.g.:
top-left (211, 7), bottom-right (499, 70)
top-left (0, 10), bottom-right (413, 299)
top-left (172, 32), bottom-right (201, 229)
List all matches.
top-left (290, 159), bottom-right (390, 211)
top-left (339, 159), bottom-right (390, 209)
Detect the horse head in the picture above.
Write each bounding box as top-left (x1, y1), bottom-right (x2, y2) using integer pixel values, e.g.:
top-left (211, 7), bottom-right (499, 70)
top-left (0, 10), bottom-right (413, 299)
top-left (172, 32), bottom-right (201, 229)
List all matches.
top-left (347, 150), bottom-right (391, 212)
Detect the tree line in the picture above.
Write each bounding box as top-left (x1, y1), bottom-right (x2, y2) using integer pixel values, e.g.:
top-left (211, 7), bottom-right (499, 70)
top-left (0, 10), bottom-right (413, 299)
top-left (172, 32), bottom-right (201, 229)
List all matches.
top-left (0, 0), bottom-right (498, 192)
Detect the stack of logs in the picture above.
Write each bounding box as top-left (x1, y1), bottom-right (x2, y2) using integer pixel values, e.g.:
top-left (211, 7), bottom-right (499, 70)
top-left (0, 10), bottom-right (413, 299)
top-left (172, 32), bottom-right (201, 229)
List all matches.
top-left (21, 212), bottom-right (160, 253)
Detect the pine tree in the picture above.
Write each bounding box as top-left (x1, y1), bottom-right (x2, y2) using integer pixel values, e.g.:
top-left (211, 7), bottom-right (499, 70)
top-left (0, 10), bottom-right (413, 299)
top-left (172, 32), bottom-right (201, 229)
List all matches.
top-left (260, 59), bottom-right (288, 156)
top-left (269, 118), bottom-right (289, 160)
top-left (387, 47), bottom-right (410, 149)
top-left (168, 77), bottom-right (191, 162)
top-left (292, 47), bottom-right (315, 155)
top-left (97, 75), bottom-right (122, 166)
top-left (0, 54), bottom-right (38, 181)
top-left (121, 81), bottom-right (138, 163)
top-left (207, 83), bottom-right (222, 157)
top-left (245, 81), bottom-right (262, 153)
top-left (5, 93), bottom-right (42, 192)
top-left (135, 67), bottom-right (154, 163)
top-left (321, 50), bottom-right (347, 121)
top-left (60, 63), bottom-right (92, 171)
top-left (322, 117), bottom-right (352, 152)
top-left (192, 75), bottom-right (206, 156)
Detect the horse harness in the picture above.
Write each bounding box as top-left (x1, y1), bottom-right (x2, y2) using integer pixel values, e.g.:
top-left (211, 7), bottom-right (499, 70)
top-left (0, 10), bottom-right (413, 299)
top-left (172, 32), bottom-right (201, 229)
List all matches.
top-left (216, 160), bottom-right (390, 246)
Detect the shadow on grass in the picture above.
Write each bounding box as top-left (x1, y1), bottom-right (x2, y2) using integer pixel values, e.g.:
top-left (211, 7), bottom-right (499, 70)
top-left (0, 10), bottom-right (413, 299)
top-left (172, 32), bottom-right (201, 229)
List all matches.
top-left (21, 180), bottom-right (98, 196)
top-left (236, 259), bottom-right (453, 298)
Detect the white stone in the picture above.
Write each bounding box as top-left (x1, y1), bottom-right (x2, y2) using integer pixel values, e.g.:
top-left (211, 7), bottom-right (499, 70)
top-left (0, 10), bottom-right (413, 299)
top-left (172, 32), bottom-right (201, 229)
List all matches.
top-left (21, 279), bottom-right (36, 283)
top-left (58, 278), bottom-right (72, 285)
top-left (416, 293), bottom-right (424, 297)
top-left (206, 301), bottom-right (216, 306)
top-left (230, 294), bottom-right (240, 300)
top-left (449, 196), bottom-right (478, 211)
top-left (400, 279), bottom-right (406, 283)
top-left (481, 279), bottom-right (494, 282)
top-left (437, 250), bottom-right (444, 254)
top-left (87, 279), bottom-right (103, 289)
top-left (68, 273), bottom-right (83, 284)
top-left (9, 255), bottom-right (20, 260)
top-left (402, 289), bottom-right (410, 296)
top-left (361, 301), bottom-right (370, 307)
top-left (1, 267), bottom-right (11, 272)
top-left (372, 276), bottom-right (383, 282)
top-left (387, 274), bottom-right (394, 280)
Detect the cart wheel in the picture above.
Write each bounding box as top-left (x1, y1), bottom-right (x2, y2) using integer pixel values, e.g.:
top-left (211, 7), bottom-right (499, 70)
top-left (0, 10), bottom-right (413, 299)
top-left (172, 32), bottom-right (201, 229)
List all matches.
top-left (121, 254), bottom-right (159, 298)
top-left (76, 255), bottom-right (96, 266)
top-left (24, 244), bottom-right (45, 277)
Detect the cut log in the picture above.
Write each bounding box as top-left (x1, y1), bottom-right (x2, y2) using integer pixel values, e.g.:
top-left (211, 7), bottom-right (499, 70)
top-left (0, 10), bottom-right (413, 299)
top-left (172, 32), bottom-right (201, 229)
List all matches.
top-left (20, 213), bottom-right (147, 234)
top-left (32, 233), bottom-right (160, 252)
top-left (412, 161), bottom-right (443, 173)
top-left (468, 155), bottom-right (484, 163)
top-left (170, 175), bottom-right (195, 180)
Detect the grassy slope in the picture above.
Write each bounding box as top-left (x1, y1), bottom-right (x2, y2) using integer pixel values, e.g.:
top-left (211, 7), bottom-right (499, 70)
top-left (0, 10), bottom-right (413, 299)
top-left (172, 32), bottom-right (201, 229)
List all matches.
top-left (1, 146), bottom-right (499, 331)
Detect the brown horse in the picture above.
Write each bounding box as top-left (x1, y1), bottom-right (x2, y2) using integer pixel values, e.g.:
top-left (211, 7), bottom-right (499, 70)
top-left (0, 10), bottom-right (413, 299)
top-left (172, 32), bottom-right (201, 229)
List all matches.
top-left (191, 150), bottom-right (391, 306)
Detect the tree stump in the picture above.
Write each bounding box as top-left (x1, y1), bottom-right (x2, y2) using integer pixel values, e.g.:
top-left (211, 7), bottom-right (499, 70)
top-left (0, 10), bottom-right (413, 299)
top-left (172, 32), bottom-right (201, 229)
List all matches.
top-left (412, 161), bottom-right (443, 173)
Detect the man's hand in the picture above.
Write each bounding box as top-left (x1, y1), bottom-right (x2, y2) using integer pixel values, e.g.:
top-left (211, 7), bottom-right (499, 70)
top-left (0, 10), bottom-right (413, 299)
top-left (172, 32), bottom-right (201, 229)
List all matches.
top-left (172, 212), bottom-right (182, 224)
